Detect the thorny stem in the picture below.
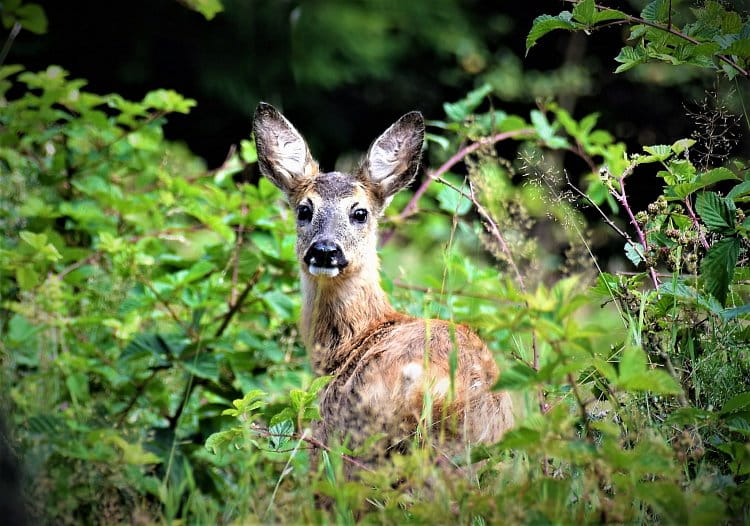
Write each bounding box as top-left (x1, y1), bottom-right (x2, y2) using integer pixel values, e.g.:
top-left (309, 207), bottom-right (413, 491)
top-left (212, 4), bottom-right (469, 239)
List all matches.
top-left (382, 127), bottom-right (534, 245)
top-left (683, 197), bottom-right (710, 251)
top-left (613, 174), bottom-right (661, 289)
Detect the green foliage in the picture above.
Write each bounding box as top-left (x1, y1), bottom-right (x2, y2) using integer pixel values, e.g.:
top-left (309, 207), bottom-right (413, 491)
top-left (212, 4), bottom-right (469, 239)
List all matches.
top-left (1, 1), bottom-right (749, 523)
top-left (529, 0), bottom-right (750, 80)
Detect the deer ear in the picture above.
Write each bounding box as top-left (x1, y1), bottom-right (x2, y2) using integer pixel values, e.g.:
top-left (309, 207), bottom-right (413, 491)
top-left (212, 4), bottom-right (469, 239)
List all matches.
top-left (361, 111), bottom-right (424, 200)
top-left (253, 103), bottom-right (318, 196)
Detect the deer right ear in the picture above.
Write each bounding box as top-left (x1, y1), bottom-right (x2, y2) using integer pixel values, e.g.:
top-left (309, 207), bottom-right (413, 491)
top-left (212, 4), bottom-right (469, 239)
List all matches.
top-left (253, 103), bottom-right (318, 197)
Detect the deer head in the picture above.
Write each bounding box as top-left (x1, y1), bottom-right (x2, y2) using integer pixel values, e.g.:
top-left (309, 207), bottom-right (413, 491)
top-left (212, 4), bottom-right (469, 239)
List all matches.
top-left (253, 102), bottom-right (424, 280)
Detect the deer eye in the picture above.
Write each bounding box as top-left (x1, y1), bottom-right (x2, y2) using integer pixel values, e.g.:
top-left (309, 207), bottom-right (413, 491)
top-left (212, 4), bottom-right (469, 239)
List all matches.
top-left (351, 208), bottom-right (368, 224)
top-left (297, 204), bottom-right (313, 223)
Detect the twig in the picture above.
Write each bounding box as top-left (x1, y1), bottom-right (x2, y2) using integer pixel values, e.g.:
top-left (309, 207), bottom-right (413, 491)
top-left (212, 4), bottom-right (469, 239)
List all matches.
top-left (251, 425), bottom-right (375, 473)
top-left (214, 268), bottom-right (263, 338)
top-left (0, 22), bottom-right (21, 67)
top-left (382, 128), bottom-right (534, 245)
top-left (683, 197), bottom-right (710, 250)
top-left (613, 173), bottom-right (660, 289)
top-left (561, 0), bottom-right (749, 78)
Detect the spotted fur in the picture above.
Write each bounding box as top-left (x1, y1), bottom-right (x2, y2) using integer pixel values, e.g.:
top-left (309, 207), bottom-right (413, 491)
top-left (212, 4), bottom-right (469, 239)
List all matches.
top-left (253, 102), bottom-right (513, 458)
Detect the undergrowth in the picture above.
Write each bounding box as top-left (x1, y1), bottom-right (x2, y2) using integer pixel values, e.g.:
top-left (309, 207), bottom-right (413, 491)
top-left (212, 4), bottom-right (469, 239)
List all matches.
top-left (1, 0), bottom-right (749, 524)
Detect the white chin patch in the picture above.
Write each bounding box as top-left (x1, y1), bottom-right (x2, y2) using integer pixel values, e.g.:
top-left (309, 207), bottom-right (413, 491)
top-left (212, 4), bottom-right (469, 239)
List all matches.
top-left (309, 265), bottom-right (340, 278)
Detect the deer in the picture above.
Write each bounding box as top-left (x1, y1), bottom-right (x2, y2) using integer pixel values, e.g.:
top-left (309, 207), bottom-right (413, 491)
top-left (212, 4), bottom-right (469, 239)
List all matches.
top-left (253, 102), bottom-right (513, 461)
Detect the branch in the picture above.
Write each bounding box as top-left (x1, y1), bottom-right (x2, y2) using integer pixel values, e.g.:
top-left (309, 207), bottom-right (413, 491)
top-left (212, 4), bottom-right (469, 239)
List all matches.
top-left (214, 268), bottom-right (262, 338)
top-left (0, 22), bottom-right (21, 67)
top-left (562, 0), bottom-right (749, 78)
top-left (381, 127), bottom-right (534, 245)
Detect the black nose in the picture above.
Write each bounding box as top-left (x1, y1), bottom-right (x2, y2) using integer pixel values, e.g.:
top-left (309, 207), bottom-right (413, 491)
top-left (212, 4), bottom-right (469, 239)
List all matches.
top-left (304, 240), bottom-right (348, 268)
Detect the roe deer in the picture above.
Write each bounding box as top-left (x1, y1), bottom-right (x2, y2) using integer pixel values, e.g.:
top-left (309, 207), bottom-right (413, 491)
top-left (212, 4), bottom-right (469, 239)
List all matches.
top-left (253, 102), bottom-right (513, 458)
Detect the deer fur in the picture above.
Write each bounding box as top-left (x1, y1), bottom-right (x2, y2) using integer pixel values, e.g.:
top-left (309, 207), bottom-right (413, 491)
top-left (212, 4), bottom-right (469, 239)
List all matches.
top-left (253, 102), bottom-right (513, 456)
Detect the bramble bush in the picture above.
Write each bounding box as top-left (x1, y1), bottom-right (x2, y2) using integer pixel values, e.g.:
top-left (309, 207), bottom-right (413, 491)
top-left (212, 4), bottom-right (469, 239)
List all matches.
top-left (1, 0), bottom-right (748, 523)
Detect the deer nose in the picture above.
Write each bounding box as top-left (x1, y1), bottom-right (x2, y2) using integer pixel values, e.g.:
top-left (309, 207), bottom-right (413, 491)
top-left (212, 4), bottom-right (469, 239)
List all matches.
top-left (304, 241), bottom-right (348, 269)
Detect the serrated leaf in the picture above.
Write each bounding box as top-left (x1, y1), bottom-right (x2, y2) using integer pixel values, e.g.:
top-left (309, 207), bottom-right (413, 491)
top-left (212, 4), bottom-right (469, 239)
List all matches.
top-left (442, 83), bottom-right (493, 122)
top-left (696, 192), bottom-right (736, 233)
top-left (268, 419), bottom-right (294, 451)
top-left (641, 0), bottom-right (670, 23)
top-left (723, 38), bottom-right (750, 57)
top-left (614, 44), bottom-right (648, 73)
top-left (617, 346), bottom-right (682, 395)
top-left (700, 237), bottom-right (740, 305)
top-left (572, 0), bottom-right (595, 24)
top-left (526, 13), bottom-right (576, 52)
top-left (436, 184), bottom-right (471, 215)
top-left (205, 428), bottom-right (243, 455)
top-left (720, 393), bottom-right (750, 415)
top-left (668, 167), bottom-right (738, 200)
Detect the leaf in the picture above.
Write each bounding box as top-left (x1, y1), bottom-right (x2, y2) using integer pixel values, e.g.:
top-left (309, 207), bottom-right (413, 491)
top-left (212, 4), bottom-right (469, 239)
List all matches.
top-left (15, 3), bottom-right (48, 34)
top-left (180, 0), bottom-right (224, 20)
top-left (720, 303), bottom-right (750, 321)
top-left (16, 266), bottom-right (39, 290)
top-left (700, 237), bottom-right (740, 305)
top-left (668, 167), bottom-right (738, 200)
top-left (442, 83), bottom-right (493, 122)
top-left (723, 38), bottom-right (750, 57)
top-left (143, 89), bottom-right (197, 114)
top-left (695, 192), bottom-right (736, 233)
top-left (720, 392), bottom-right (750, 415)
top-left (268, 419), bottom-right (294, 451)
top-left (572, 0), bottom-right (595, 25)
top-left (205, 428), bottom-right (243, 455)
top-left (530, 110), bottom-right (569, 149)
top-left (624, 242), bottom-right (644, 267)
top-left (436, 184), bottom-right (471, 215)
top-left (526, 13), bottom-right (576, 52)
top-left (617, 346), bottom-right (683, 395)
top-left (493, 362), bottom-right (539, 390)
top-left (614, 44), bottom-right (647, 73)
top-left (641, 0), bottom-right (670, 23)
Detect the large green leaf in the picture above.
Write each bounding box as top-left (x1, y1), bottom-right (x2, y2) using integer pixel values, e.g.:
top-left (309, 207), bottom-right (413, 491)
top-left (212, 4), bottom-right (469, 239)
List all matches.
top-left (526, 13), bottom-right (576, 52)
top-left (700, 237), bottom-right (740, 305)
top-left (695, 191), bottom-right (736, 233)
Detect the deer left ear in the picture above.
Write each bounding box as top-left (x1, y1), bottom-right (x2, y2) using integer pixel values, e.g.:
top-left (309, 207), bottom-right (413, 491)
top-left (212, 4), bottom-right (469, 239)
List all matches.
top-left (361, 111), bottom-right (424, 200)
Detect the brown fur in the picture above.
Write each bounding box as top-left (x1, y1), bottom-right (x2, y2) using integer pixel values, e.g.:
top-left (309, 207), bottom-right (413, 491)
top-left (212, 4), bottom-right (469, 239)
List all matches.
top-left (253, 103), bottom-right (513, 458)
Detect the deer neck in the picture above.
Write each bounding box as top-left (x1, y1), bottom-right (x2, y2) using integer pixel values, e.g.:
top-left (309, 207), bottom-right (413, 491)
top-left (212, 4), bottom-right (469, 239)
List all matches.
top-left (300, 258), bottom-right (394, 374)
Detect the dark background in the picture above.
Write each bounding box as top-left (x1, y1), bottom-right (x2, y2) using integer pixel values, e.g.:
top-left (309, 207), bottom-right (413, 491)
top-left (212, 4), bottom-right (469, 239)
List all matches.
top-left (11, 0), bottom-right (746, 208)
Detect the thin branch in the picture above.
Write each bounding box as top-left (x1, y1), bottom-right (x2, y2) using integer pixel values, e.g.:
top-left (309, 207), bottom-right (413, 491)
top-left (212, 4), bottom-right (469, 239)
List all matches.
top-left (382, 127), bottom-right (534, 245)
top-left (0, 22), bottom-right (21, 67)
top-left (562, 0), bottom-right (749, 78)
top-left (683, 197), bottom-right (710, 250)
top-left (250, 425), bottom-right (375, 473)
top-left (214, 268), bottom-right (263, 338)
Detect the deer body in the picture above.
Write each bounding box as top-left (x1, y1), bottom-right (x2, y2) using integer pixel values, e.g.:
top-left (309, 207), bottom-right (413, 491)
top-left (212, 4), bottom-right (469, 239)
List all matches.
top-left (253, 103), bottom-right (513, 454)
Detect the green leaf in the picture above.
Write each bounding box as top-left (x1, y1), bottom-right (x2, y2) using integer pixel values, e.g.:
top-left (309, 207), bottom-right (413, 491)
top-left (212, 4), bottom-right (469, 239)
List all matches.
top-left (695, 192), bottom-right (736, 233)
top-left (16, 266), bottom-right (39, 290)
top-left (624, 242), bottom-right (644, 267)
top-left (592, 9), bottom-right (628, 24)
top-left (700, 237), bottom-right (740, 305)
top-left (143, 89), bottom-right (197, 114)
top-left (493, 362), bottom-right (539, 390)
top-left (442, 83), bottom-right (492, 122)
top-left (205, 428), bottom-right (243, 455)
top-left (268, 419), bottom-right (294, 451)
top-left (530, 110), bottom-right (569, 149)
top-left (436, 184), bottom-right (471, 216)
top-left (614, 44), bottom-right (647, 73)
top-left (720, 392), bottom-right (750, 415)
top-left (641, 0), bottom-right (670, 23)
top-left (180, 0), bottom-right (223, 20)
top-left (723, 38), bottom-right (750, 57)
top-left (15, 3), bottom-right (48, 34)
top-left (617, 346), bottom-right (683, 395)
top-left (526, 13), bottom-right (576, 52)
top-left (668, 167), bottom-right (738, 200)
top-left (572, 0), bottom-right (595, 24)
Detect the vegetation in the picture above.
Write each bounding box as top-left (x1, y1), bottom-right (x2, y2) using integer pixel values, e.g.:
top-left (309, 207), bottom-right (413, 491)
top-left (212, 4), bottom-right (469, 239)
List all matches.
top-left (1, 0), bottom-right (748, 523)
